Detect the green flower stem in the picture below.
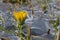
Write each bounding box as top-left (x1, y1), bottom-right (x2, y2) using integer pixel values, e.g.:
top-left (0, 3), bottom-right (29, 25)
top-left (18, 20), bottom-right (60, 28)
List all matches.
top-left (17, 21), bottom-right (22, 40)
top-left (17, 21), bottom-right (26, 40)
top-left (18, 25), bottom-right (23, 40)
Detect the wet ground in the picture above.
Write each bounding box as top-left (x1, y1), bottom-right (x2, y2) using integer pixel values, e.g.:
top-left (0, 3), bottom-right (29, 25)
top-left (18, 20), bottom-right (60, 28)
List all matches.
top-left (0, 0), bottom-right (60, 40)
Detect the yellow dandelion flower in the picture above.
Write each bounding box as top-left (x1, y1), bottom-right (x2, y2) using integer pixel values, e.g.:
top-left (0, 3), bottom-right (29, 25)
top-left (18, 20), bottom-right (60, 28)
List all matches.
top-left (14, 10), bottom-right (28, 22)
top-left (14, 11), bottom-right (19, 20)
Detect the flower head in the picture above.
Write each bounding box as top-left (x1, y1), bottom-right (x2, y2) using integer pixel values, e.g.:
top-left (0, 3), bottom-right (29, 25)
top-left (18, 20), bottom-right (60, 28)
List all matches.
top-left (14, 10), bottom-right (28, 24)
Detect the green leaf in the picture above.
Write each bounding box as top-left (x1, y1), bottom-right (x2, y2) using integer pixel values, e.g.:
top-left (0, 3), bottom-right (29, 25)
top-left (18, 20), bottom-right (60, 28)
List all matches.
top-left (56, 17), bottom-right (59, 26)
top-left (0, 16), bottom-right (2, 20)
top-left (0, 26), bottom-right (5, 31)
top-left (5, 30), bottom-right (16, 34)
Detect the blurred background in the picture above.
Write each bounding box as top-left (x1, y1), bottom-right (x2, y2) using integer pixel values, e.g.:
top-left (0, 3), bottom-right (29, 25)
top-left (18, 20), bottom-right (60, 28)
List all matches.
top-left (0, 0), bottom-right (60, 40)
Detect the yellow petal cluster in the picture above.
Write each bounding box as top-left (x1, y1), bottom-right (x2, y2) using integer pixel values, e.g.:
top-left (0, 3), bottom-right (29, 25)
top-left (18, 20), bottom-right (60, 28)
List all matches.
top-left (14, 10), bottom-right (28, 22)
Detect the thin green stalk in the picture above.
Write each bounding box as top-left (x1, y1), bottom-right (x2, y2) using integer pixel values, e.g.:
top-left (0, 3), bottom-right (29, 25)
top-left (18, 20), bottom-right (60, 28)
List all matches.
top-left (17, 21), bottom-right (22, 40)
top-left (28, 0), bottom-right (34, 16)
top-left (27, 27), bottom-right (31, 40)
top-left (54, 26), bottom-right (58, 40)
top-left (54, 30), bottom-right (57, 40)
top-left (18, 24), bottom-right (23, 40)
top-left (21, 0), bottom-right (22, 6)
top-left (18, 0), bottom-right (20, 8)
top-left (19, 25), bottom-right (22, 37)
top-left (57, 30), bottom-right (59, 40)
